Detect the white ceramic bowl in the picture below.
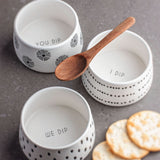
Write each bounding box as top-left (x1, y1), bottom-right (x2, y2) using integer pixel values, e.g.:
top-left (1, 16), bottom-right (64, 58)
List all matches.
top-left (13, 0), bottom-right (83, 73)
top-left (82, 30), bottom-right (153, 107)
top-left (19, 87), bottom-right (95, 160)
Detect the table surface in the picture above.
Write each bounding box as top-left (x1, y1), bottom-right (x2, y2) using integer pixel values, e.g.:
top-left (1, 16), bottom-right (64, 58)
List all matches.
top-left (0, 0), bottom-right (160, 159)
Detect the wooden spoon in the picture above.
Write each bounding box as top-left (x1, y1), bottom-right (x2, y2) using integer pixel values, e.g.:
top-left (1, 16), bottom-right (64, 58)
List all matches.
top-left (55, 17), bottom-right (135, 81)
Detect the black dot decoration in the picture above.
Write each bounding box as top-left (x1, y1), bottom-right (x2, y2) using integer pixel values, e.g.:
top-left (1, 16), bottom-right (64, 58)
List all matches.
top-left (55, 55), bottom-right (68, 66)
top-left (34, 145), bottom-right (37, 148)
top-left (20, 128), bottom-right (96, 160)
top-left (58, 150), bottom-right (61, 154)
top-left (22, 56), bottom-right (34, 68)
top-left (84, 75), bottom-right (137, 99)
top-left (84, 69), bottom-right (152, 93)
top-left (83, 71), bottom-right (152, 105)
top-left (36, 50), bottom-right (51, 61)
top-left (137, 76), bottom-right (152, 100)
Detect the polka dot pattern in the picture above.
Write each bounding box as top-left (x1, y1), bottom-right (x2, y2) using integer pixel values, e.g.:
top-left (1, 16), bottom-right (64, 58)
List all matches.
top-left (82, 67), bottom-right (153, 106)
top-left (19, 118), bottom-right (95, 160)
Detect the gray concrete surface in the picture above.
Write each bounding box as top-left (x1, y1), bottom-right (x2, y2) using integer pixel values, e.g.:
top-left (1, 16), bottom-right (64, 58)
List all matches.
top-left (0, 0), bottom-right (160, 159)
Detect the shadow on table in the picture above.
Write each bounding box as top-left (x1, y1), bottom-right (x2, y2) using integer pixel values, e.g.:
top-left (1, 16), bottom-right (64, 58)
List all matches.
top-left (0, 38), bottom-right (23, 70)
top-left (8, 130), bottom-right (27, 160)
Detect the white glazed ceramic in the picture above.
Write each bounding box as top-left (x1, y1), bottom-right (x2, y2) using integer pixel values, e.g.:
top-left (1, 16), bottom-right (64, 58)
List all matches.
top-left (13, 0), bottom-right (83, 73)
top-left (82, 30), bottom-right (153, 107)
top-left (19, 87), bottom-right (95, 160)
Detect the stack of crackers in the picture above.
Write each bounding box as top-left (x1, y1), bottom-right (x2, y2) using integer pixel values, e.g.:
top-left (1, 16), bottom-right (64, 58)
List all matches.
top-left (93, 110), bottom-right (160, 160)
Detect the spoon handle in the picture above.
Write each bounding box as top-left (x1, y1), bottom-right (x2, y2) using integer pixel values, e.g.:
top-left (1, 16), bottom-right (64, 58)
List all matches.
top-left (84, 17), bottom-right (135, 60)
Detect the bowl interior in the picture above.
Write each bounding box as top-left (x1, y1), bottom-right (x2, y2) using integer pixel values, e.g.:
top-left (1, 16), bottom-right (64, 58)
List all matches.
top-left (22, 87), bottom-right (89, 149)
top-left (15, 0), bottom-right (77, 47)
top-left (88, 30), bottom-right (151, 83)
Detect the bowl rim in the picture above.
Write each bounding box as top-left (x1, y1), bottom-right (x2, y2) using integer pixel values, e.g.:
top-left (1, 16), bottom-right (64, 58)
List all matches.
top-left (87, 30), bottom-right (153, 85)
top-left (14, 0), bottom-right (79, 50)
top-left (20, 86), bottom-right (92, 150)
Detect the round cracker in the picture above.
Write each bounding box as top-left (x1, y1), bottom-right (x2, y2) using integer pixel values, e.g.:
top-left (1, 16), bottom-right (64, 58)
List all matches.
top-left (106, 119), bottom-right (149, 159)
top-left (92, 141), bottom-right (140, 160)
top-left (127, 110), bottom-right (160, 151)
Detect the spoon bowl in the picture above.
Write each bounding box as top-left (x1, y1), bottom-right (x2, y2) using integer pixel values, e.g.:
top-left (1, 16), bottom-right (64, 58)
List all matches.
top-left (55, 54), bottom-right (87, 80)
